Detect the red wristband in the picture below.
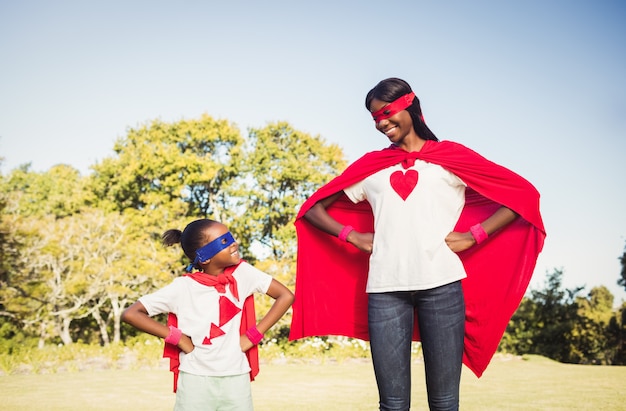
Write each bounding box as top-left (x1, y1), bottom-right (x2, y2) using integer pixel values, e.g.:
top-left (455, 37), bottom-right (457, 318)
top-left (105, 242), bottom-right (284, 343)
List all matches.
top-left (246, 326), bottom-right (264, 345)
top-left (338, 225), bottom-right (354, 242)
top-left (165, 325), bottom-right (183, 345)
top-left (470, 223), bottom-right (488, 244)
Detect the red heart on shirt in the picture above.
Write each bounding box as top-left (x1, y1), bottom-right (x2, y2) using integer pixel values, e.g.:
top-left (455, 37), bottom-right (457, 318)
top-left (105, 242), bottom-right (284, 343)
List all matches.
top-left (389, 169), bottom-right (418, 201)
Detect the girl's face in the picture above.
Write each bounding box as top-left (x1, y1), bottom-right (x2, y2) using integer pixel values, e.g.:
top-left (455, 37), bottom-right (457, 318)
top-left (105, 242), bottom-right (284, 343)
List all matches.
top-left (203, 223), bottom-right (241, 270)
top-left (369, 98), bottom-right (415, 146)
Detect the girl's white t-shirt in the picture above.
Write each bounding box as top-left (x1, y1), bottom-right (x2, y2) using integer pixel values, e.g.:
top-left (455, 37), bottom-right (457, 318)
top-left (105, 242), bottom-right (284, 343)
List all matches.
top-left (343, 160), bottom-right (467, 293)
top-left (139, 262), bottom-right (272, 376)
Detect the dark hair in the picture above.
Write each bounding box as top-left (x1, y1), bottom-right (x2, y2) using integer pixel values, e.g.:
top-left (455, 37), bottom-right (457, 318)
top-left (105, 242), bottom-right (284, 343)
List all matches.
top-left (365, 78), bottom-right (438, 142)
top-left (162, 219), bottom-right (219, 269)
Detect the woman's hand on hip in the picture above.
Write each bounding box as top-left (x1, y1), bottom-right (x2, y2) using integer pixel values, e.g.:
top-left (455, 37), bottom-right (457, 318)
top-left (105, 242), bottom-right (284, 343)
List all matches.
top-left (445, 231), bottom-right (475, 253)
top-left (348, 231), bottom-right (374, 253)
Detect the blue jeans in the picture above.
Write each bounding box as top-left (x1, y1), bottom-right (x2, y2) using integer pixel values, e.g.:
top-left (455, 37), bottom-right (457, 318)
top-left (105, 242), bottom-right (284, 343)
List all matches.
top-left (368, 281), bottom-right (465, 411)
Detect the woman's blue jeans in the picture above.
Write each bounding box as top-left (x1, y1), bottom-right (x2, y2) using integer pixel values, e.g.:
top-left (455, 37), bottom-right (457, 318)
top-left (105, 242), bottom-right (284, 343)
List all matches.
top-left (368, 281), bottom-right (465, 411)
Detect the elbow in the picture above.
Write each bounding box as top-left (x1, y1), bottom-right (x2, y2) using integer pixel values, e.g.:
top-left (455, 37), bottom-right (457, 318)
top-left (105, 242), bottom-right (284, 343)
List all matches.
top-left (281, 289), bottom-right (295, 309)
top-left (121, 302), bottom-right (143, 325)
top-left (120, 308), bottom-right (131, 324)
top-left (303, 207), bottom-right (316, 224)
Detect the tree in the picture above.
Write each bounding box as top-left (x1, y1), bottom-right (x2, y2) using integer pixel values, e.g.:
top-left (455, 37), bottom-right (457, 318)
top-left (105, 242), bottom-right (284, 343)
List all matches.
top-left (89, 115), bottom-right (244, 227)
top-left (571, 286), bottom-right (614, 364)
top-left (618, 243), bottom-right (626, 292)
top-left (0, 164), bottom-right (92, 346)
top-left (71, 210), bottom-right (176, 344)
top-left (607, 302), bottom-right (626, 365)
top-left (0, 206), bottom-right (179, 346)
top-left (500, 296), bottom-right (537, 354)
top-left (0, 115), bottom-right (349, 347)
top-left (240, 122), bottom-right (346, 260)
top-left (504, 268), bottom-right (584, 362)
top-left (0, 164), bottom-right (92, 218)
top-left (0, 190), bottom-right (35, 348)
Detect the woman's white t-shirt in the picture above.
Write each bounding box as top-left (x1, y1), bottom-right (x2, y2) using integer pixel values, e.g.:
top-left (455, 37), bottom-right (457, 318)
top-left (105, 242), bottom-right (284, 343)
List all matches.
top-left (343, 159), bottom-right (467, 293)
top-left (139, 262), bottom-right (272, 376)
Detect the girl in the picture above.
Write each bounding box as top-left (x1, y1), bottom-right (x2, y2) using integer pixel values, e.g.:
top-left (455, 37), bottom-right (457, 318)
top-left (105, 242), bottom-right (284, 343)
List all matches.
top-left (290, 78), bottom-right (545, 411)
top-left (123, 218), bottom-right (294, 411)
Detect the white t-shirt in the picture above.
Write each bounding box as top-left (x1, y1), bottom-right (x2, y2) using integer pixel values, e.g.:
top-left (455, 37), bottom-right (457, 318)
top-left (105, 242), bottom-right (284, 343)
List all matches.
top-left (139, 262), bottom-right (272, 376)
top-left (343, 159), bottom-right (467, 293)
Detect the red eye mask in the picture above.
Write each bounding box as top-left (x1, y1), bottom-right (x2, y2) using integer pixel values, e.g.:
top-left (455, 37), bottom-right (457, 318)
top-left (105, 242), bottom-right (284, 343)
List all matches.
top-left (371, 92), bottom-right (415, 122)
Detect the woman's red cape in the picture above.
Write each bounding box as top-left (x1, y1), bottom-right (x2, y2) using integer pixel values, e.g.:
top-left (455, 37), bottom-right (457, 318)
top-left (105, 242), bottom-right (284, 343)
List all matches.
top-left (288, 140), bottom-right (546, 377)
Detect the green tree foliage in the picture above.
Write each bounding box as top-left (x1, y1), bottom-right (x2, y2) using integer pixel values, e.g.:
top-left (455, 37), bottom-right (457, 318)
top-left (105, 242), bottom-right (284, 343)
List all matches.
top-left (531, 269), bottom-right (584, 362)
top-left (617, 243), bottom-right (626, 290)
top-left (239, 122), bottom-right (346, 260)
top-left (89, 115), bottom-right (244, 226)
top-left (0, 164), bottom-right (93, 218)
top-left (1, 115), bottom-right (348, 348)
top-left (571, 286), bottom-right (614, 364)
top-left (504, 269), bottom-right (626, 365)
top-left (0, 192), bottom-right (33, 347)
top-left (3, 210), bottom-right (177, 346)
top-left (607, 302), bottom-right (626, 364)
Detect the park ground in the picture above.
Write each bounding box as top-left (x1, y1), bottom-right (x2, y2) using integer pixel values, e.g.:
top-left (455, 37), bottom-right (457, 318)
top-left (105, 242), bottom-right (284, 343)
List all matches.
top-left (1, 354), bottom-right (624, 410)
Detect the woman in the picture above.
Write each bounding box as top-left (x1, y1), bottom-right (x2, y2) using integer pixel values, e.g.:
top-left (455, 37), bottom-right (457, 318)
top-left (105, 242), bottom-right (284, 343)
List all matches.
top-left (289, 78), bottom-right (546, 411)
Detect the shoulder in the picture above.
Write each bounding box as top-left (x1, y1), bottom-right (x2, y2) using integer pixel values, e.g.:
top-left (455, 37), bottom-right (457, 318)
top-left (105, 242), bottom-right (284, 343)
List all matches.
top-left (234, 261), bottom-right (271, 279)
top-left (166, 276), bottom-right (195, 290)
top-left (233, 262), bottom-right (273, 294)
top-left (430, 139), bottom-right (473, 153)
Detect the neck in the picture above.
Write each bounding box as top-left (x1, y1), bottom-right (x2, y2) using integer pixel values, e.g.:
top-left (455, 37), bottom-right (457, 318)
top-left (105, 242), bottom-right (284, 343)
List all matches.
top-left (395, 135), bottom-right (426, 153)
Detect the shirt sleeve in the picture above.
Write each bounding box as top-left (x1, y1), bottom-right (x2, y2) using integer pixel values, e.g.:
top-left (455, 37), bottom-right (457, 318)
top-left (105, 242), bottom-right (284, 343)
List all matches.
top-left (138, 278), bottom-right (184, 317)
top-left (235, 262), bottom-right (273, 297)
top-left (343, 180), bottom-right (366, 203)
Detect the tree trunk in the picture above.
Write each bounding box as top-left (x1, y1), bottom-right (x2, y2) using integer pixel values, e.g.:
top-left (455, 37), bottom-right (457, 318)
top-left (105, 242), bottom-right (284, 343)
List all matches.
top-left (92, 309), bottom-right (110, 345)
top-left (58, 317), bottom-right (73, 345)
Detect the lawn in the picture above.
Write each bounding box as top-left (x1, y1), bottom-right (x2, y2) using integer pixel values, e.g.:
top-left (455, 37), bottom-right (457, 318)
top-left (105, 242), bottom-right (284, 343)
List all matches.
top-left (1, 355), bottom-right (624, 410)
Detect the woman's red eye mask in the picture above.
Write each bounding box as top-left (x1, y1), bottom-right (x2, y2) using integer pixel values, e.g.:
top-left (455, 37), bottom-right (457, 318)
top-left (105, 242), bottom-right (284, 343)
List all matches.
top-left (371, 92), bottom-right (415, 123)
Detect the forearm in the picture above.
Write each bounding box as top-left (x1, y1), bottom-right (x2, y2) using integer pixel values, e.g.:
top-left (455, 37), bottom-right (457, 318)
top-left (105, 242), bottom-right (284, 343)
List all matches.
top-left (304, 192), bottom-right (373, 252)
top-left (123, 301), bottom-right (194, 352)
top-left (303, 192), bottom-right (344, 237)
top-left (445, 206), bottom-right (518, 252)
top-left (479, 206), bottom-right (518, 236)
top-left (254, 280), bottom-right (294, 334)
top-left (255, 293), bottom-right (294, 334)
top-left (122, 302), bottom-right (169, 339)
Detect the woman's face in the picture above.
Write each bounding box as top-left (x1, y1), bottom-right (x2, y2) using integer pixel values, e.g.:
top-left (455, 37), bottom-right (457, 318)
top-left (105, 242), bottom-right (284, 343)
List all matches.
top-left (369, 98), bottom-right (415, 146)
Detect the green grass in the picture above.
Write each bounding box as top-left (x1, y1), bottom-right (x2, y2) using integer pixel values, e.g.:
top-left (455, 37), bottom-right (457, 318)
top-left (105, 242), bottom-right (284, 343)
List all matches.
top-left (1, 355), bottom-right (624, 410)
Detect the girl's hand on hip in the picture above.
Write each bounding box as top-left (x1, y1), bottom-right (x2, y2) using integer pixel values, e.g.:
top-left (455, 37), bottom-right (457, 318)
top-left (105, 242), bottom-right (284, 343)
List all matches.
top-left (178, 334), bottom-right (195, 354)
top-left (240, 334), bottom-right (254, 352)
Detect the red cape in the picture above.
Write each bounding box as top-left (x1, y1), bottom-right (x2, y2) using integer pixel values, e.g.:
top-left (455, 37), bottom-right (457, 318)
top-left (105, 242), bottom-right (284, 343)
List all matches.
top-left (164, 262), bottom-right (259, 392)
top-left (289, 140), bottom-right (546, 377)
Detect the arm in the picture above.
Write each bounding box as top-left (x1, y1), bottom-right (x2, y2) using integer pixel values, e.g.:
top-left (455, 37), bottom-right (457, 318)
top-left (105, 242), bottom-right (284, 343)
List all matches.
top-left (304, 192), bottom-right (374, 253)
top-left (121, 301), bottom-right (194, 353)
top-left (240, 279), bottom-right (294, 351)
top-left (445, 206), bottom-right (518, 253)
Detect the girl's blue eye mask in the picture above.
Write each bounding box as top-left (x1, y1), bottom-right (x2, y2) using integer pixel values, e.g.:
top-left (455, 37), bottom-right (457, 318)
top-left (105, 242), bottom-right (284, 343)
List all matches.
top-left (192, 232), bottom-right (236, 265)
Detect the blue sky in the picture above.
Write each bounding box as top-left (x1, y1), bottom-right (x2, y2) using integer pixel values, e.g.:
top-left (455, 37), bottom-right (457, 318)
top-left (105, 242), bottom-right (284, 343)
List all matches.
top-left (1, 0), bottom-right (625, 304)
